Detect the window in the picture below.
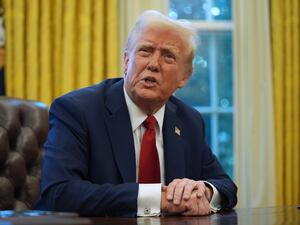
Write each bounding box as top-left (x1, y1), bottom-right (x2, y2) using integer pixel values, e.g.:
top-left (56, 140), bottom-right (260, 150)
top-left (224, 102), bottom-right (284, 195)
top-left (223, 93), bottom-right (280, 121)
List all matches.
top-left (169, 0), bottom-right (234, 178)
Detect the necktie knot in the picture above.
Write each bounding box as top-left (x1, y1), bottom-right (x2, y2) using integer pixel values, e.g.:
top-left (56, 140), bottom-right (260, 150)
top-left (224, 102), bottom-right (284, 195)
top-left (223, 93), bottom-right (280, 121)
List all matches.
top-left (143, 115), bottom-right (156, 130)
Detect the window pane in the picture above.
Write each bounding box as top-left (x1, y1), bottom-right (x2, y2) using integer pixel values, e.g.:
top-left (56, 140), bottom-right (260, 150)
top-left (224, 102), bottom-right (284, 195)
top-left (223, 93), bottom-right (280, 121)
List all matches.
top-left (169, 0), bottom-right (232, 21)
top-left (175, 31), bottom-right (232, 107)
top-left (216, 31), bottom-right (233, 108)
top-left (175, 56), bottom-right (210, 106)
top-left (218, 114), bottom-right (233, 178)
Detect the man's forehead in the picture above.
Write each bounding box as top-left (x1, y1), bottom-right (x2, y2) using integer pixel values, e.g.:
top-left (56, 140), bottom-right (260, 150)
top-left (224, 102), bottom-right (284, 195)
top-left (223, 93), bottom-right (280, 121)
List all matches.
top-left (127, 26), bottom-right (186, 53)
top-left (137, 40), bottom-right (181, 52)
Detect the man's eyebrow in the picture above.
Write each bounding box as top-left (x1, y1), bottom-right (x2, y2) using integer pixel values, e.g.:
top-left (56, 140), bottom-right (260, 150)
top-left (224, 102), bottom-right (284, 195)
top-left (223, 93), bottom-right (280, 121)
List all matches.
top-left (138, 44), bottom-right (153, 48)
top-left (137, 42), bottom-right (180, 54)
top-left (162, 46), bottom-right (180, 55)
top-left (138, 41), bottom-right (153, 46)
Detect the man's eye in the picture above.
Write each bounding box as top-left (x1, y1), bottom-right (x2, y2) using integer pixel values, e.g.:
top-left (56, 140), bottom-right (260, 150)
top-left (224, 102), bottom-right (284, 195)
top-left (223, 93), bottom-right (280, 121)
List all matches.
top-left (139, 48), bottom-right (149, 52)
top-left (164, 53), bottom-right (176, 62)
top-left (137, 48), bottom-right (151, 56)
top-left (165, 54), bottom-right (175, 59)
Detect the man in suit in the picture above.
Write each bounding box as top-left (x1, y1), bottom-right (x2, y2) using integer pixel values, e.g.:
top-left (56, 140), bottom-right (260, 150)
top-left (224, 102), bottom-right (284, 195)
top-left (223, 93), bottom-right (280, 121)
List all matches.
top-left (37, 10), bottom-right (237, 217)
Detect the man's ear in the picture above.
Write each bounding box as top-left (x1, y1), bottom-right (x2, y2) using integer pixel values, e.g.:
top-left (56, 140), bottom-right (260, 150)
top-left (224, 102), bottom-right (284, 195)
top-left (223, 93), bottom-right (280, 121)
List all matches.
top-left (177, 75), bottom-right (190, 88)
top-left (178, 67), bottom-right (192, 88)
top-left (123, 52), bottom-right (129, 75)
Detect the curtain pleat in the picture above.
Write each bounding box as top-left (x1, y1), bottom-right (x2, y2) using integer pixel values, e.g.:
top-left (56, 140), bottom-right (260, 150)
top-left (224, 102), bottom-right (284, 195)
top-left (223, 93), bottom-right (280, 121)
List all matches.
top-left (61, 0), bottom-right (76, 94)
top-left (271, 0), bottom-right (300, 206)
top-left (4, 0), bottom-right (13, 96)
top-left (91, 0), bottom-right (104, 84)
top-left (106, 0), bottom-right (118, 77)
top-left (53, 0), bottom-right (63, 98)
top-left (4, 0), bottom-right (119, 106)
top-left (40, 0), bottom-right (53, 104)
top-left (26, 0), bottom-right (39, 100)
top-left (12, 0), bottom-right (25, 97)
top-left (78, 0), bottom-right (92, 88)
top-left (233, 0), bottom-right (276, 208)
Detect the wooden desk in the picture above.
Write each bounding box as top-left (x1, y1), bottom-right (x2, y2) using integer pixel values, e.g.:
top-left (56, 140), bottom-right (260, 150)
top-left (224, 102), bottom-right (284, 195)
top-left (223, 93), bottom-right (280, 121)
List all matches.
top-left (91, 206), bottom-right (300, 225)
top-left (0, 206), bottom-right (299, 225)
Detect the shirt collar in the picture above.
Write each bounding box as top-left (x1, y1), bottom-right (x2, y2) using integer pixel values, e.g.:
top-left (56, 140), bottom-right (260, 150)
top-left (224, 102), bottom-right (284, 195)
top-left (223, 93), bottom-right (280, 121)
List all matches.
top-left (123, 84), bottom-right (165, 133)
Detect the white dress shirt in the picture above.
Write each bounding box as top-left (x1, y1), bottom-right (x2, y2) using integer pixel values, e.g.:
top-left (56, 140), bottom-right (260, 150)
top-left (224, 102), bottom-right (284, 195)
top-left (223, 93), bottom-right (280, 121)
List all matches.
top-left (123, 86), bottom-right (221, 216)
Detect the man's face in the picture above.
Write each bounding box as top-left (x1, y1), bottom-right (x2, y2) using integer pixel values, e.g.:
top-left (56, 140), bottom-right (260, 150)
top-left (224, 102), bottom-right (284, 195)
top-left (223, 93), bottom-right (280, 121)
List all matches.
top-left (124, 26), bottom-right (192, 111)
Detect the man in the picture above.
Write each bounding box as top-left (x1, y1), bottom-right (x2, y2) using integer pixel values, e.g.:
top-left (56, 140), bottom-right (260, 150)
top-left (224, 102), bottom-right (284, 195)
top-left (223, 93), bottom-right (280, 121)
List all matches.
top-left (37, 10), bottom-right (237, 217)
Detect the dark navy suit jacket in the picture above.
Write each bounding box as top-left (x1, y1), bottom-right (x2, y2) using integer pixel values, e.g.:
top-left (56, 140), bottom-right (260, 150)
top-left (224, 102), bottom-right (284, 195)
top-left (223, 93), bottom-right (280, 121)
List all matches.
top-left (37, 78), bottom-right (237, 217)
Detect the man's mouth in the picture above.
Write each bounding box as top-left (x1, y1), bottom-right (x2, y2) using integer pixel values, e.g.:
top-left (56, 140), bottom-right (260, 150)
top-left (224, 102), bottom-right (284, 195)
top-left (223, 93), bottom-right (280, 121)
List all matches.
top-left (143, 77), bottom-right (157, 84)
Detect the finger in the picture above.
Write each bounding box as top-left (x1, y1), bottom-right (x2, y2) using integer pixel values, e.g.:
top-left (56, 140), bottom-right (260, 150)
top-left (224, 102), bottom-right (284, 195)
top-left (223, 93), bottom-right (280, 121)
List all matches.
top-left (166, 179), bottom-right (179, 201)
top-left (182, 181), bottom-right (197, 200)
top-left (196, 181), bottom-right (206, 198)
top-left (173, 180), bottom-right (186, 205)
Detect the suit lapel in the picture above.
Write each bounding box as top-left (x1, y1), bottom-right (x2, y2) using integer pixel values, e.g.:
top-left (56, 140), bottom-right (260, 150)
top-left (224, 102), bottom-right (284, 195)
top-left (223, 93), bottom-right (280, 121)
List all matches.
top-left (105, 80), bottom-right (136, 183)
top-left (163, 100), bottom-right (187, 184)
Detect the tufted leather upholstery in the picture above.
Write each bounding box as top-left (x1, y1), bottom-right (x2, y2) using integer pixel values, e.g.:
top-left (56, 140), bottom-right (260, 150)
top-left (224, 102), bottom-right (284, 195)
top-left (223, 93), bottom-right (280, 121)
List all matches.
top-left (0, 97), bottom-right (48, 210)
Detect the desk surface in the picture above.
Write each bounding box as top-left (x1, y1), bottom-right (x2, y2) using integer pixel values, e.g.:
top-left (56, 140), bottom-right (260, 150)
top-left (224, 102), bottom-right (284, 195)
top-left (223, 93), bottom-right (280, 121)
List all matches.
top-left (0, 206), bottom-right (299, 225)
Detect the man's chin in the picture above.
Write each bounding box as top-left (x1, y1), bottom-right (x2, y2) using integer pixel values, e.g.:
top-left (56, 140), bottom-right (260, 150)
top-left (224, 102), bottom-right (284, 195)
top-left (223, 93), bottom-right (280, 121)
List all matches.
top-left (137, 96), bottom-right (159, 104)
top-left (133, 92), bottom-right (162, 104)
top-left (133, 89), bottom-right (158, 100)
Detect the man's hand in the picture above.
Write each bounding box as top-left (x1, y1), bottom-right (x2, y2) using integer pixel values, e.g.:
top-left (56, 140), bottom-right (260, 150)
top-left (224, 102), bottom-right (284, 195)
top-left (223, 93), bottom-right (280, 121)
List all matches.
top-left (182, 191), bottom-right (211, 216)
top-left (161, 190), bottom-right (186, 214)
top-left (166, 178), bottom-right (213, 205)
top-left (161, 178), bottom-right (213, 216)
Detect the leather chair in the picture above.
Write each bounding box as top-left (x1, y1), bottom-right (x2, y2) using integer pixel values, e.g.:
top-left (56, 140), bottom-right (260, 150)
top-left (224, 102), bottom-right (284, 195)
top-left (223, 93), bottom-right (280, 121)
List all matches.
top-left (0, 97), bottom-right (48, 210)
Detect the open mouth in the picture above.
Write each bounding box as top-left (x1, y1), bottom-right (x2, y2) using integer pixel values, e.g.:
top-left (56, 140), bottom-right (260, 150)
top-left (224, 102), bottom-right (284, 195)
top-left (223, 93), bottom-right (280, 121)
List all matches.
top-left (143, 77), bottom-right (157, 84)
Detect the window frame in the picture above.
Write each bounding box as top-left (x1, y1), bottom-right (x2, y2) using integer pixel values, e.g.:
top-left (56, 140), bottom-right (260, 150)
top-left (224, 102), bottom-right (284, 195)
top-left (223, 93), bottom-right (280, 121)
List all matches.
top-left (190, 20), bottom-right (234, 158)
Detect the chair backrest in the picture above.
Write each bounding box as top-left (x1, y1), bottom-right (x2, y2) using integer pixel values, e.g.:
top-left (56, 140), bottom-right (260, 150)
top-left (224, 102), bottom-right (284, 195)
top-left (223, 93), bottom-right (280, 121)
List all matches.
top-left (0, 97), bottom-right (48, 210)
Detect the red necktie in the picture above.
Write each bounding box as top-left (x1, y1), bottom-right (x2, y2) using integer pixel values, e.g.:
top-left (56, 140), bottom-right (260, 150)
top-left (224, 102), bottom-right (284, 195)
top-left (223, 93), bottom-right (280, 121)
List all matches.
top-left (138, 115), bottom-right (161, 183)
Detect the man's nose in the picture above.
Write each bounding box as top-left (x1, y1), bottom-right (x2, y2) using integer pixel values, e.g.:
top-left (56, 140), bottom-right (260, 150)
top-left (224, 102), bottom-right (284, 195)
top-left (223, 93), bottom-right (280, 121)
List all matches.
top-left (147, 52), bottom-right (160, 73)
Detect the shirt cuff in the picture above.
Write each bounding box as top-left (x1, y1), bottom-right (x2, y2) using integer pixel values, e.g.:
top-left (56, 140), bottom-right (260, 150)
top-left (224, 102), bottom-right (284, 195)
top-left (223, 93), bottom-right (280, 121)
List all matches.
top-left (137, 184), bottom-right (161, 217)
top-left (204, 181), bottom-right (222, 213)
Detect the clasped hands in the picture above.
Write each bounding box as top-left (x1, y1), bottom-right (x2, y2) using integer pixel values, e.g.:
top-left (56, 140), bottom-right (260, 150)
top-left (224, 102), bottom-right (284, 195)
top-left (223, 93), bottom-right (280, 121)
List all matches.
top-left (161, 178), bottom-right (213, 216)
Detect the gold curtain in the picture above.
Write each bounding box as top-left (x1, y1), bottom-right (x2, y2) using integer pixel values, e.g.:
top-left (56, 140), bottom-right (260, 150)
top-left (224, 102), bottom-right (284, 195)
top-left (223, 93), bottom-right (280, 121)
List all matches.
top-left (271, 0), bottom-right (300, 205)
top-left (4, 0), bottom-right (119, 106)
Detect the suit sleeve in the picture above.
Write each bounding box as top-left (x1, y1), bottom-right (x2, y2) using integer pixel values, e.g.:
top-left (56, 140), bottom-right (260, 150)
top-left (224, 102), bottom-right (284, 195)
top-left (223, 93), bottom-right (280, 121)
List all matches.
top-left (37, 96), bottom-right (138, 217)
